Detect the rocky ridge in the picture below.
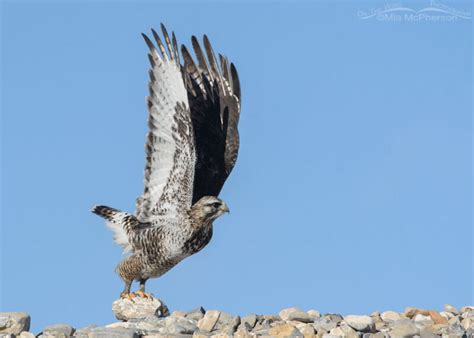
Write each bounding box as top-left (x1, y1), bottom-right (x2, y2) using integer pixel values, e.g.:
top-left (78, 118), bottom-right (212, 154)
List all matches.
top-left (1, 300), bottom-right (473, 337)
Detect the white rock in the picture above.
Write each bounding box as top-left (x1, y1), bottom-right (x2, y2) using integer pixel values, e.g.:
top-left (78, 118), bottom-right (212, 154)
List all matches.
top-left (0, 312), bottom-right (30, 335)
top-left (444, 304), bottom-right (458, 314)
top-left (279, 307), bottom-right (308, 321)
top-left (112, 297), bottom-right (169, 321)
top-left (89, 327), bottom-right (139, 338)
top-left (329, 327), bottom-right (345, 336)
top-left (380, 311), bottom-right (401, 322)
top-left (170, 311), bottom-right (187, 318)
top-left (197, 310), bottom-right (220, 332)
top-left (439, 311), bottom-right (454, 320)
top-left (307, 309), bottom-right (321, 319)
top-left (106, 321), bottom-right (159, 332)
top-left (413, 314), bottom-right (434, 328)
top-left (299, 323), bottom-right (315, 336)
top-left (43, 323), bottom-right (74, 337)
top-left (19, 333), bottom-right (35, 338)
top-left (344, 315), bottom-right (375, 332)
top-left (462, 317), bottom-right (473, 330)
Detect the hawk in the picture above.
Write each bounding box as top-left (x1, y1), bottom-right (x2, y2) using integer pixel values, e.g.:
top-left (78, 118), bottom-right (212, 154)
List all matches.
top-left (92, 24), bottom-right (241, 299)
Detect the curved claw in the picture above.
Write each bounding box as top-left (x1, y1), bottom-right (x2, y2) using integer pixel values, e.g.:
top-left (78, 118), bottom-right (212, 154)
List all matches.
top-left (120, 292), bottom-right (137, 301)
top-left (135, 290), bottom-right (153, 299)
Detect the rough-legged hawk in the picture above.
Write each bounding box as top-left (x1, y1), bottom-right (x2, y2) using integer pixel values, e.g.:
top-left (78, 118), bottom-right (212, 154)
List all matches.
top-left (92, 24), bottom-right (241, 298)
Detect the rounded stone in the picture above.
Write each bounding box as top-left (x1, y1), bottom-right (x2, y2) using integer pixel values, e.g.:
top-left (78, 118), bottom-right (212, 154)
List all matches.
top-left (343, 315), bottom-right (375, 332)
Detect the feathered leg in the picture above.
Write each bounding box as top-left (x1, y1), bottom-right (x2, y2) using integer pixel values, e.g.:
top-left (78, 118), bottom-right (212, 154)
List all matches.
top-left (116, 255), bottom-right (142, 299)
top-left (120, 280), bottom-right (136, 300)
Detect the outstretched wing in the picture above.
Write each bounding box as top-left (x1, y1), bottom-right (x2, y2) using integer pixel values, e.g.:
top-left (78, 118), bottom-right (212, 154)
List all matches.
top-left (136, 25), bottom-right (196, 223)
top-left (181, 35), bottom-right (241, 204)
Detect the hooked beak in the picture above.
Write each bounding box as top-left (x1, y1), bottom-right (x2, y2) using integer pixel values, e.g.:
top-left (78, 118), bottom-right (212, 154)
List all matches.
top-left (220, 203), bottom-right (230, 214)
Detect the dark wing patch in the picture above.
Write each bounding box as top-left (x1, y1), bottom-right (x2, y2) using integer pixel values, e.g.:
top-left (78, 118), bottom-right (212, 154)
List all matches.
top-left (181, 35), bottom-right (241, 203)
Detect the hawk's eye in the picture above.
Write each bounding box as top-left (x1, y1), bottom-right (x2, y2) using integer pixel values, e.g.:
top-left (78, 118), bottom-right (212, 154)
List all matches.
top-left (212, 202), bottom-right (221, 209)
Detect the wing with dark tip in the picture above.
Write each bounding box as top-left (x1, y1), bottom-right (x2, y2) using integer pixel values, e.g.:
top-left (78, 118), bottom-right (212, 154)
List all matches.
top-left (181, 34), bottom-right (241, 203)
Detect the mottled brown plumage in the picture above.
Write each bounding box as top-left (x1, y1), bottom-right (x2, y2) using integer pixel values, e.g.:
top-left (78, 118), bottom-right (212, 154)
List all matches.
top-left (92, 24), bottom-right (241, 298)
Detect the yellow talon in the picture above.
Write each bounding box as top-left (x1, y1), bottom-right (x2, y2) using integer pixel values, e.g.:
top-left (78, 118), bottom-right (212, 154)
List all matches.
top-left (135, 290), bottom-right (153, 299)
top-left (120, 292), bottom-right (137, 301)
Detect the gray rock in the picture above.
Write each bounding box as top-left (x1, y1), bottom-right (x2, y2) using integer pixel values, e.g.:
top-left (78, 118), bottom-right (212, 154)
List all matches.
top-left (170, 311), bottom-right (187, 318)
top-left (89, 327), bottom-right (139, 338)
top-left (388, 321), bottom-right (419, 337)
top-left (0, 312), bottom-right (30, 335)
top-left (112, 297), bottom-right (169, 321)
top-left (390, 318), bottom-right (413, 328)
top-left (313, 317), bottom-right (338, 332)
top-left (423, 323), bottom-right (449, 335)
top-left (240, 314), bottom-right (257, 329)
top-left (344, 315), bottom-right (375, 332)
top-left (444, 304), bottom-right (459, 315)
top-left (299, 324), bottom-right (315, 336)
top-left (419, 330), bottom-right (440, 338)
top-left (413, 314), bottom-right (434, 328)
top-left (308, 310), bottom-right (321, 319)
top-left (106, 320), bottom-right (164, 335)
top-left (43, 323), bottom-right (75, 337)
top-left (329, 324), bottom-right (359, 338)
top-left (164, 317), bottom-right (197, 334)
top-left (234, 326), bottom-right (253, 338)
top-left (74, 324), bottom-right (98, 337)
top-left (462, 317), bottom-right (473, 330)
top-left (288, 311), bottom-right (313, 323)
top-left (186, 307), bottom-right (206, 322)
top-left (197, 310), bottom-right (220, 332)
top-left (268, 322), bottom-right (302, 336)
top-left (19, 332), bottom-right (35, 338)
top-left (214, 314), bottom-right (240, 334)
top-left (362, 333), bottom-right (388, 338)
top-left (278, 307), bottom-right (312, 323)
top-left (324, 314), bottom-right (343, 324)
top-left (380, 311), bottom-right (401, 323)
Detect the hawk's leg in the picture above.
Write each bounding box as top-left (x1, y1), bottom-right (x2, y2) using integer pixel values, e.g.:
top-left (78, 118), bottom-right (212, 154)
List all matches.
top-left (135, 278), bottom-right (152, 298)
top-left (120, 280), bottom-right (136, 300)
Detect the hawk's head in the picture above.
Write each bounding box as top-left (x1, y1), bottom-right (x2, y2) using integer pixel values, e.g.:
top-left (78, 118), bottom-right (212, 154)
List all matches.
top-left (190, 196), bottom-right (230, 223)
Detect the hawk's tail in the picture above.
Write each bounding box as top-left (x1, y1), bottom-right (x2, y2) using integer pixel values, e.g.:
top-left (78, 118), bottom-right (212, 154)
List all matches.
top-left (91, 205), bottom-right (140, 253)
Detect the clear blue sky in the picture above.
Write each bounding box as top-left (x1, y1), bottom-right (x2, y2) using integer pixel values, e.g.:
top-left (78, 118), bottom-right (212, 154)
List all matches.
top-left (1, 0), bottom-right (472, 333)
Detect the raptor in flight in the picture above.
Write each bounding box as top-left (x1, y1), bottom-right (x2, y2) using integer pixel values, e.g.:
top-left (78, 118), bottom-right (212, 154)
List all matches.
top-left (92, 24), bottom-right (241, 298)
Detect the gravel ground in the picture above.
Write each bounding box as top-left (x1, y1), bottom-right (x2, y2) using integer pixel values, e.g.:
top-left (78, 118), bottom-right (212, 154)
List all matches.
top-left (1, 299), bottom-right (472, 337)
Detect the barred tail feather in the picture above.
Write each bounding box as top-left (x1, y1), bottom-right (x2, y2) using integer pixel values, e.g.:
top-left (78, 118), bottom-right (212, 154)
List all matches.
top-left (91, 205), bottom-right (137, 253)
